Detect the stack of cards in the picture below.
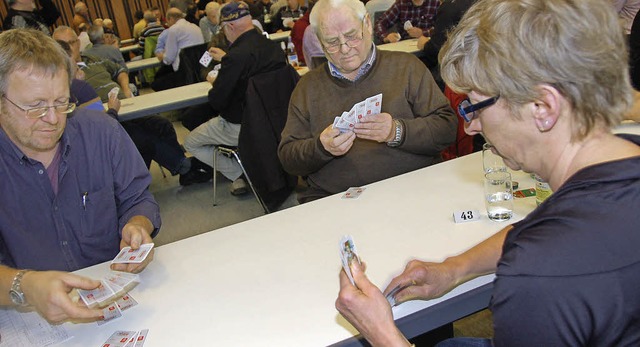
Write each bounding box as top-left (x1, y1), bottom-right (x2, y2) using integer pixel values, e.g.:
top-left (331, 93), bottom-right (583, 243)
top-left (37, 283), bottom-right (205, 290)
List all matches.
top-left (78, 272), bottom-right (139, 309)
top-left (339, 235), bottom-right (361, 286)
top-left (341, 187), bottom-right (366, 199)
top-left (101, 329), bottom-right (148, 347)
top-left (403, 20), bottom-right (413, 31)
top-left (97, 293), bottom-right (139, 326)
top-left (332, 93), bottom-right (382, 133)
top-left (112, 243), bottom-right (154, 265)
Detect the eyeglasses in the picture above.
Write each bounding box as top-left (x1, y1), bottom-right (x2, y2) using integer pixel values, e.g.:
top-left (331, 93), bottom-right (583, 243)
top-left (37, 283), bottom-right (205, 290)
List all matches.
top-left (322, 19), bottom-right (365, 54)
top-left (2, 95), bottom-right (76, 119)
top-left (458, 96), bottom-right (499, 122)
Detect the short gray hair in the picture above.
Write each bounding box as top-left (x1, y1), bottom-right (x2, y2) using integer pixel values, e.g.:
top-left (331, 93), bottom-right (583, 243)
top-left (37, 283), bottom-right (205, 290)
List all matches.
top-left (440, 0), bottom-right (633, 139)
top-left (310, 0), bottom-right (366, 34)
top-left (87, 24), bottom-right (105, 44)
top-left (0, 29), bottom-right (73, 96)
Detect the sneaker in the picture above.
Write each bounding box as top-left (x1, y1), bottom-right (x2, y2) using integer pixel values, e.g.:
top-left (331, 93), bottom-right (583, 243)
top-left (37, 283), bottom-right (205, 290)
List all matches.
top-left (179, 167), bottom-right (211, 186)
top-left (229, 178), bottom-right (248, 195)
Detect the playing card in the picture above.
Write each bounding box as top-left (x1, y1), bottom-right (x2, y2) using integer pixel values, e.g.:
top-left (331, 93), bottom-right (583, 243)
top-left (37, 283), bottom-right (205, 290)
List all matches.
top-left (108, 87), bottom-right (120, 99)
top-left (339, 235), bottom-right (361, 286)
top-left (133, 329), bottom-right (149, 347)
top-left (341, 187), bottom-right (365, 199)
top-left (355, 101), bottom-right (366, 122)
top-left (116, 293), bottom-right (138, 311)
top-left (101, 330), bottom-right (138, 347)
top-left (365, 93), bottom-right (382, 116)
top-left (112, 243), bottom-right (154, 264)
top-left (199, 51), bottom-right (213, 67)
top-left (78, 281), bottom-right (116, 308)
top-left (385, 283), bottom-right (412, 306)
top-left (96, 302), bottom-right (123, 326)
top-left (403, 20), bottom-right (413, 31)
top-left (104, 272), bottom-right (140, 294)
top-left (342, 105), bottom-right (358, 125)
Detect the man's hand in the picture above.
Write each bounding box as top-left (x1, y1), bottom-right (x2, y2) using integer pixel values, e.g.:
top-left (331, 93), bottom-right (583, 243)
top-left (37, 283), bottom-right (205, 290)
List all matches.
top-left (417, 35), bottom-right (430, 50)
top-left (209, 47), bottom-right (226, 61)
top-left (384, 33), bottom-right (401, 43)
top-left (319, 125), bottom-right (356, 156)
top-left (407, 27), bottom-right (424, 38)
top-left (382, 260), bottom-right (459, 306)
top-left (107, 92), bottom-right (121, 112)
top-left (336, 262), bottom-right (411, 347)
top-left (111, 216), bottom-right (155, 273)
top-left (21, 271), bottom-right (103, 324)
top-left (353, 113), bottom-right (395, 143)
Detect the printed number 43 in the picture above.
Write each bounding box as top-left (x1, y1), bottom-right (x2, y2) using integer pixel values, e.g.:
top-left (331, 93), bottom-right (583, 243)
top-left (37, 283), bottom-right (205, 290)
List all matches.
top-left (460, 211), bottom-right (474, 220)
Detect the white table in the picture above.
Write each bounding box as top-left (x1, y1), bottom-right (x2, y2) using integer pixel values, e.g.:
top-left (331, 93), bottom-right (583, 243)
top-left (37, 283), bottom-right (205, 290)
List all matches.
top-left (120, 44), bottom-right (140, 54)
top-left (62, 152), bottom-right (537, 346)
top-left (111, 66), bottom-right (309, 121)
top-left (121, 38), bottom-right (136, 45)
top-left (378, 38), bottom-right (422, 56)
top-left (126, 57), bottom-right (161, 73)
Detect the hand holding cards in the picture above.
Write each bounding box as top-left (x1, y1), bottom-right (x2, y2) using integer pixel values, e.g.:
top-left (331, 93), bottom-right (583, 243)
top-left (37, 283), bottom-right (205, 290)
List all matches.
top-left (339, 235), bottom-right (361, 286)
top-left (332, 94), bottom-right (382, 133)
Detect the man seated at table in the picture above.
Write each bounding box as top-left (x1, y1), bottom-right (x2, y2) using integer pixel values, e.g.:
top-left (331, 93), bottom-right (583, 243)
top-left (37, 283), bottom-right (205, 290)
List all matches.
top-left (84, 24), bottom-right (127, 69)
top-left (272, 0), bottom-right (306, 33)
top-left (335, 0), bottom-right (640, 345)
top-left (72, 1), bottom-right (91, 35)
top-left (53, 26), bottom-right (210, 186)
top-left (0, 29), bottom-right (161, 323)
top-left (184, 1), bottom-right (287, 194)
top-left (138, 10), bottom-right (166, 53)
top-left (375, 0), bottom-right (439, 44)
top-left (199, 1), bottom-right (222, 42)
top-left (2, 0), bottom-right (60, 35)
top-left (152, 7), bottom-right (204, 91)
top-left (278, 0), bottom-right (457, 203)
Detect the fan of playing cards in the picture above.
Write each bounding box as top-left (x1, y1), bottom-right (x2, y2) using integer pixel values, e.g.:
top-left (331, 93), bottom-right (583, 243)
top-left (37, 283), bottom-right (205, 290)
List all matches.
top-left (332, 93), bottom-right (382, 132)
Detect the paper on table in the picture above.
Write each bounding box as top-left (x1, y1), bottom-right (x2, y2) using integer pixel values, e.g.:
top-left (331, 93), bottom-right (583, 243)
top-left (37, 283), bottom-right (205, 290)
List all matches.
top-left (0, 308), bottom-right (71, 346)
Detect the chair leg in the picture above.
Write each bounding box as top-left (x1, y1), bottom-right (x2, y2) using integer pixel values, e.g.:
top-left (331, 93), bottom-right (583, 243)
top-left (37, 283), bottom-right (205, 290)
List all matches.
top-left (213, 147), bottom-right (218, 206)
top-left (157, 162), bottom-right (167, 178)
top-left (231, 152), bottom-right (270, 214)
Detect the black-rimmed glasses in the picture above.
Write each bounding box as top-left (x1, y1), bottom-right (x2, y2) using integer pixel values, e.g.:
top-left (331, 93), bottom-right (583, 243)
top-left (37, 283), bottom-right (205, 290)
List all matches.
top-left (458, 96), bottom-right (499, 122)
top-left (2, 95), bottom-right (76, 119)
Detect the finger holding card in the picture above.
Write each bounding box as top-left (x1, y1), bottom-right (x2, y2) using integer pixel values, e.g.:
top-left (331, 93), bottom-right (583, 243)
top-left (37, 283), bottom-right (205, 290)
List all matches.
top-left (320, 124), bottom-right (356, 156)
top-left (353, 113), bottom-right (394, 143)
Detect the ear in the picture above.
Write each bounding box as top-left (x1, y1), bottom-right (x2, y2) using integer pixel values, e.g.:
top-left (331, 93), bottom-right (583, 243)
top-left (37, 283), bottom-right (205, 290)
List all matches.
top-left (532, 85), bottom-right (562, 132)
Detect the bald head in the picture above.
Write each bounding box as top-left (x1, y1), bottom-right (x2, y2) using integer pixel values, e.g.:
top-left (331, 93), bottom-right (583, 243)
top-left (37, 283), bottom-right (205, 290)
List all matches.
top-left (205, 2), bottom-right (221, 23)
top-left (74, 1), bottom-right (88, 15)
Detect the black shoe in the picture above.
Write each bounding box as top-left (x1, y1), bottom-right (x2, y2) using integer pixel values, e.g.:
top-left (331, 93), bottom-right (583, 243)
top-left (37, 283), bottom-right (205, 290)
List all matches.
top-left (179, 167), bottom-right (211, 186)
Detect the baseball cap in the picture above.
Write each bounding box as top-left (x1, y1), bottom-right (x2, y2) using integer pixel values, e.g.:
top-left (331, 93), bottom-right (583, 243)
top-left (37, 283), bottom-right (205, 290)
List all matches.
top-left (220, 2), bottom-right (251, 23)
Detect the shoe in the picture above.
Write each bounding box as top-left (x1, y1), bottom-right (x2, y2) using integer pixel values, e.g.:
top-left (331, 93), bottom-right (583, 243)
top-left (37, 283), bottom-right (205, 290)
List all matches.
top-left (179, 167), bottom-right (211, 186)
top-left (229, 178), bottom-right (248, 195)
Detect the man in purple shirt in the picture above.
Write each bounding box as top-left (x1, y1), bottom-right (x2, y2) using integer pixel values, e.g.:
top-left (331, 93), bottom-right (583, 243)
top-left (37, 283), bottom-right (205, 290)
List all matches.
top-left (375, 0), bottom-right (439, 43)
top-left (0, 29), bottom-right (161, 323)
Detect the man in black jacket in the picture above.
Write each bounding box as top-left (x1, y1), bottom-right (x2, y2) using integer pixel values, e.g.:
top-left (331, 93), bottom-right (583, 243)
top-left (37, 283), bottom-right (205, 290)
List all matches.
top-left (183, 1), bottom-right (286, 195)
top-left (2, 0), bottom-right (60, 35)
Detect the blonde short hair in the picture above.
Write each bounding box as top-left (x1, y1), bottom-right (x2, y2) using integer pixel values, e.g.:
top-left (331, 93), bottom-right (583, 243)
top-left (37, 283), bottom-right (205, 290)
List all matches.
top-left (440, 0), bottom-right (633, 139)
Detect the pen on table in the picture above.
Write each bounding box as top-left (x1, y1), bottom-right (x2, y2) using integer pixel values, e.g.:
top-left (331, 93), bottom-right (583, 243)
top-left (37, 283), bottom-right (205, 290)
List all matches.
top-left (82, 192), bottom-right (88, 210)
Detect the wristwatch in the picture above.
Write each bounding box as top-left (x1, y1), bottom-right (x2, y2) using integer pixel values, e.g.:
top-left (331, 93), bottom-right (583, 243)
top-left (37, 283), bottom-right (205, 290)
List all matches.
top-left (386, 119), bottom-right (404, 147)
top-left (9, 269), bottom-right (30, 306)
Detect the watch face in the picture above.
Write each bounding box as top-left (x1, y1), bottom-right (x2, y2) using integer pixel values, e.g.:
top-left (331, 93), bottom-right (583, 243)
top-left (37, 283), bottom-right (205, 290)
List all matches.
top-left (10, 289), bottom-right (25, 306)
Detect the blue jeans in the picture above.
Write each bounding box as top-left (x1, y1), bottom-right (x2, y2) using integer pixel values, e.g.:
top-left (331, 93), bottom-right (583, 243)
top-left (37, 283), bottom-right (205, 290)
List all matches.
top-left (435, 337), bottom-right (493, 347)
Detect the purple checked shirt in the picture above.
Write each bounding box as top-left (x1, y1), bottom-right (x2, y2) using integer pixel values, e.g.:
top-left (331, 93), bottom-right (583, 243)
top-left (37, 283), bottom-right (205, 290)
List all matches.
top-left (375, 0), bottom-right (439, 41)
top-left (0, 109), bottom-right (161, 271)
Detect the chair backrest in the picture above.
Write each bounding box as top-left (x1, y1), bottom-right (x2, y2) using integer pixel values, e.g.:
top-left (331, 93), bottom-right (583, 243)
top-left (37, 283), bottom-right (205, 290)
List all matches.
top-left (142, 35), bottom-right (160, 83)
top-left (177, 42), bottom-right (212, 86)
top-left (238, 64), bottom-right (300, 209)
top-left (441, 85), bottom-right (475, 161)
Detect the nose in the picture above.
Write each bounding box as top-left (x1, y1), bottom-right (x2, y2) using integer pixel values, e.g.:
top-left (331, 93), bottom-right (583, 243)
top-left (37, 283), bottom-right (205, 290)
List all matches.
top-left (339, 42), bottom-right (352, 54)
top-left (40, 107), bottom-right (60, 125)
top-left (464, 117), bottom-right (482, 136)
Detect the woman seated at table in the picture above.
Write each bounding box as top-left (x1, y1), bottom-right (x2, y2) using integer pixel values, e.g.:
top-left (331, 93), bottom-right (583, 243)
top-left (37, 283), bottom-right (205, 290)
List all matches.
top-left (335, 0), bottom-right (640, 346)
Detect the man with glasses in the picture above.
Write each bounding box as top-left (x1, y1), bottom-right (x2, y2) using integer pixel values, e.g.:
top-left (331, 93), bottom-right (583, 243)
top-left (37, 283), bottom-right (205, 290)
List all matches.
top-left (0, 29), bottom-right (161, 323)
top-left (278, 0), bottom-right (457, 203)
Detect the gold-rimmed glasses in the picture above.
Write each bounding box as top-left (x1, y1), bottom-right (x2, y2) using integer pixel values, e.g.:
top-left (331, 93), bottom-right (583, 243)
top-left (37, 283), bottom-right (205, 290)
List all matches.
top-left (2, 95), bottom-right (76, 119)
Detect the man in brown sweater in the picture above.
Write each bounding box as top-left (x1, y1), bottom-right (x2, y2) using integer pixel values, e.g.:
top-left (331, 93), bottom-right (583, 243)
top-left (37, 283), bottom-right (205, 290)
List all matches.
top-left (278, 0), bottom-right (457, 203)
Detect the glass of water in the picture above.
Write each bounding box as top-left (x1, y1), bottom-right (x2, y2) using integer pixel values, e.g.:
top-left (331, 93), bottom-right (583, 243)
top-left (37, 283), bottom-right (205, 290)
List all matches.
top-left (483, 143), bottom-right (507, 173)
top-left (484, 171), bottom-right (513, 221)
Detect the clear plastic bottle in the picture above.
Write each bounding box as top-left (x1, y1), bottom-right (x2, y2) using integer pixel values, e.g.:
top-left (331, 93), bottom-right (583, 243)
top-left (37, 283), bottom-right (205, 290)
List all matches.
top-left (534, 174), bottom-right (553, 206)
top-left (286, 39), bottom-right (298, 67)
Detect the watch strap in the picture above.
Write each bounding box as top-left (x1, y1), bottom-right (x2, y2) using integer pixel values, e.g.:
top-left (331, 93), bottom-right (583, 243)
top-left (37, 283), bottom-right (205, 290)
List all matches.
top-left (10, 269), bottom-right (30, 306)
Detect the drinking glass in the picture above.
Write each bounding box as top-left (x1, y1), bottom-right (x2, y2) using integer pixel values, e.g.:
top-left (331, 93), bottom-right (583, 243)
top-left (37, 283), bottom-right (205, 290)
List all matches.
top-left (483, 143), bottom-right (507, 173)
top-left (484, 171), bottom-right (513, 221)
